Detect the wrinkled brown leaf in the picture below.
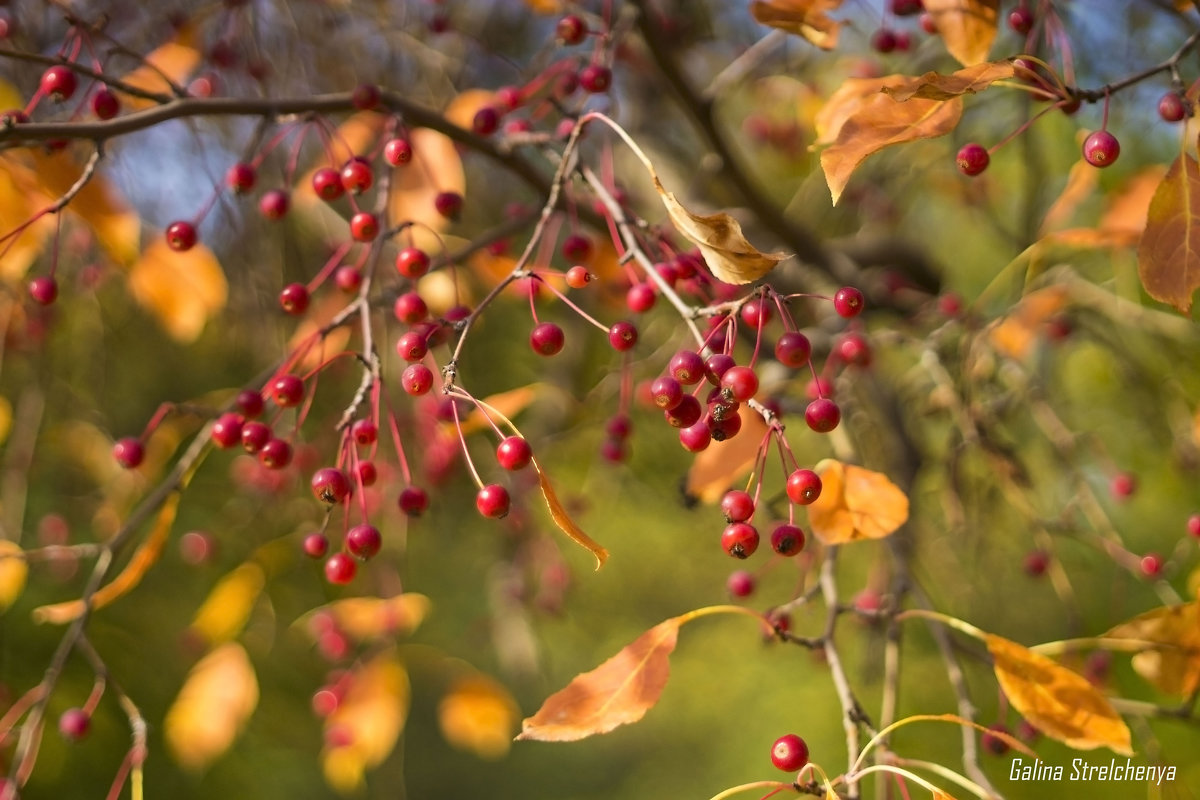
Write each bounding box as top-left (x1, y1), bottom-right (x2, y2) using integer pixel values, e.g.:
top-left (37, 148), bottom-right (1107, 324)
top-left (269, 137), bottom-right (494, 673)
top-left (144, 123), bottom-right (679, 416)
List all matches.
top-left (882, 60), bottom-right (1015, 101)
top-left (807, 460), bottom-right (909, 544)
top-left (165, 642), bottom-right (259, 771)
top-left (517, 616), bottom-right (681, 741)
top-left (750, 0), bottom-right (844, 50)
top-left (686, 406), bottom-right (769, 504)
top-left (923, 0), bottom-right (999, 66)
top-left (533, 459), bottom-right (608, 569)
top-left (987, 634), bottom-right (1132, 755)
top-left (1137, 151), bottom-right (1200, 313)
top-left (1105, 601), bottom-right (1200, 698)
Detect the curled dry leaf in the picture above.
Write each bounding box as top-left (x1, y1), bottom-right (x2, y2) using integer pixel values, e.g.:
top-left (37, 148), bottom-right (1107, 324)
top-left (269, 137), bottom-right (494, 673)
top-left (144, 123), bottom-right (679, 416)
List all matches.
top-left (165, 642), bottom-right (260, 771)
top-left (807, 460), bottom-right (909, 544)
top-left (1137, 151), bottom-right (1200, 313)
top-left (685, 406), bottom-right (769, 504)
top-left (880, 60), bottom-right (1015, 102)
top-left (517, 616), bottom-right (681, 741)
top-left (653, 177), bottom-right (788, 285)
top-left (1104, 601), bottom-right (1200, 698)
top-left (532, 458), bottom-right (608, 569)
top-left (438, 673), bottom-right (521, 759)
top-left (986, 634), bottom-right (1132, 755)
top-left (129, 237), bottom-right (228, 343)
top-left (0, 541), bottom-right (27, 613)
top-left (922, 0), bottom-right (999, 67)
top-left (322, 653), bottom-right (410, 793)
top-left (749, 0), bottom-right (844, 51)
top-left (300, 593), bottom-right (431, 643)
top-left (189, 562), bottom-right (266, 646)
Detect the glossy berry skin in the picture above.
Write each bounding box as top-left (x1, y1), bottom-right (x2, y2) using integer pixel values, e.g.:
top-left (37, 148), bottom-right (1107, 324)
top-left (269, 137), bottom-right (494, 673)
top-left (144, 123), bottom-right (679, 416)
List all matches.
top-left (303, 533), bottom-right (329, 559)
top-left (476, 484), bottom-right (511, 519)
top-left (166, 221), bottom-right (198, 252)
top-left (726, 570), bottom-right (755, 598)
top-left (626, 283), bottom-right (656, 313)
top-left (833, 287), bottom-right (865, 318)
top-left (113, 437), bottom-right (145, 469)
top-left (434, 191), bottom-right (463, 220)
top-left (210, 413), bottom-right (245, 449)
top-left (957, 143), bottom-right (990, 176)
top-left (1140, 553), bottom-right (1163, 578)
top-left (346, 524), bottom-right (382, 560)
top-left (665, 395), bottom-right (703, 429)
top-left (775, 331), bottom-right (812, 368)
top-left (556, 14), bottom-right (587, 44)
top-left (1188, 513), bottom-right (1200, 538)
top-left (340, 158), bottom-right (374, 194)
top-left (270, 374), bottom-right (305, 407)
top-left (579, 64), bottom-right (612, 94)
top-left (771, 734), bottom-right (809, 772)
top-left (565, 266), bottom-right (591, 289)
top-left (259, 189), bottom-right (290, 220)
top-left (739, 298), bottom-right (772, 329)
top-left (29, 276), bottom-right (58, 306)
top-left (1008, 7), bottom-right (1034, 35)
top-left (395, 330), bottom-right (429, 362)
top-left (91, 88), bottom-right (120, 120)
top-left (704, 354), bottom-right (736, 386)
top-left (472, 106), bottom-right (501, 136)
top-left (770, 524), bottom-right (805, 557)
top-left (395, 247), bottom-right (431, 279)
top-left (720, 366), bottom-right (759, 402)
top-left (530, 322), bottom-right (565, 356)
top-left (1082, 130), bottom-right (1120, 167)
top-left (650, 376), bottom-right (684, 410)
top-left (392, 293), bottom-right (427, 325)
top-left (279, 283), bottom-right (310, 315)
top-left (335, 266), bottom-right (363, 293)
top-left (496, 436), bottom-right (533, 470)
top-left (240, 421), bottom-right (271, 453)
top-left (721, 522), bottom-right (759, 559)
top-left (679, 420), bottom-right (712, 452)
top-left (312, 167), bottom-right (345, 201)
top-left (58, 708), bottom-right (90, 741)
top-left (1159, 92), bottom-right (1187, 122)
top-left (41, 65), bottom-right (78, 101)
top-left (356, 461), bottom-right (377, 486)
top-left (720, 490), bottom-right (755, 523)
top-left (805, 398), bottom-right (841, 433)
top-left (384, 138), bottom-right (413, 166)
top-left (237, 390), bottom-right (264, 419)
top-left (350, 212), bottom-right (379, 242)
top-left (399, 486), bottom-right (430, 517)
top-left (786, 469), bottom-right (822, 505)
top-left (259, 438), bottom-right (293, 469)
top-left (312, 467), bottom-right (352, 504)
top-left (837, 332), bottom-right (872, 367)
top-left (226, 162), bottom-right (257, 194)
top-left (324, 553), bottom-right (357, 584)
top-left (708, 412), bottom-right (743, 442)
top-left (669, 350), bottom-right (706, 385)
top-left (401, 363), bottom-right (434, 396)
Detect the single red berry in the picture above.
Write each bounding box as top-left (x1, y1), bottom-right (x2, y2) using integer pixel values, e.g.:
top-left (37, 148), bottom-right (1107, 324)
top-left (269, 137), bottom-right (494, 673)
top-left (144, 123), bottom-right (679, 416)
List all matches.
top-left (837, 332), bottom-right (872, 367)
top-left (312, 167), bottom-right (345, 201)
top-left (350, 212), bottom-right (379, 242)
top-left (1008, 6), bottom-right (1034, 34)
top-left (396, 330), bottom-right (429, 362)
top-left (774, 331), bottom-right (812, 368)
top-left (870, 28), bottom-right (898, 53)
top-left (91, 87), bottom-right (120, 120)
top-left (740, 298), bottom-right (773, 329)
top-left (561, 234), bottom-right (592, 263)
top-left (324, 553), bottom-right (357, 584)
top-left (606, 415), bottom-right (633, 440)
top-left (210, 413), bottom-right (245, 449)
top-left (1083, 130), bottom-right (1120, 168)
top-left (981, 724), bottom-right (1011, 756)
top-left (579, 64), bottom-right (612, 94)
top-left (530, 322), bottom-right (566, 356)
top-left (890, 0), bottom-right (923, 16)
top-left (346, 524), bottom-right (382, 560)
top-left (1023, 550), bottom-right (1050, 577)
top-left (259, 438), bottom-right (293, 469)
top-left (565, 266), bottom-right (592, 289)
top-left (720, 490), bottom-right (755, 523)
top-left (340, 158), bottom-right (374, 194)
top-left (41, 65), bottom-right (78, 102)
top-left (226, 162), bottom-right (257, 194)
top-left (472, 106), bottom-right (501, 136)
top-left (303, 533), bottom-right (329, 559)
top-left (166, 220), bottom-right (198, 252)
top-left (721, 522), bottom-right (759, 559)
top-left (237, 390), bottom-right (265, 418)
top-left (708, 411), bottom-right (743, 442)
top-left (476, 484), bottom-right (511, 519)
top-left (279, 282), bottom-right (310, 315)
top-left (957, 143), bottom-right (990, 176)
top-left (1188, 513), bottom-right (1200, 538)
top-left (1140, 553), bottom-right (1163, 578)
top-left (434, 191), bottom-right (463, 220)
top-left (401, 363), bottom-right (434, 396)
top-left (395, 247), bottom-right (431, 279)
top-left (351, 83), bottom-right (381, 110)
top-left (920, 12), bottom-right (937, 33)
top-left (704, 353), bottom-right (736, 386)
top-left (805, 398), bottom-right (841, 433)
top-left (720, 366), bottom-right (759, 402)
top-left (399, 486), bottom-right (430, 517)
top-left (679, 420), bottom-right (712, 452)
top-left (626, 283), bottom-right (656, 313)
top-left (335, 266), bottom-right (363, 293)
top-left (608, 321), bottom-right (638, 351)
top-left (1109, 472), bottom-right (1137, 500)
top-left (665, 395), bottom-right (703, 429)
top-left (259, 189), bottom-right (290, 220)
top-left (770, 734), bottom-right (809, 772)
top-left (29, 276), bottom-right (58, 306)
top-left (496, 436), bottom-right (533, 471)
top-left (113, 437), bottom-right (145, 469)
top-left (312, 467), bottom-right (352, 504)
top-left (270, 374), bottom-right (305, 407)
top-left (770, 523), bottom-right (805, 557)
top-left (556, 14), bottom-right (587, 45)
top-left (241, 421), bottom-right (271, 453)
top-left (786, 469), bottom-right (822, 505)
top-left (833, 287), bottom-right (865, 318)
top-left (384, 138), bottom-right (413, 166)
top-left (669, 351), bottom-right (706, 386)
top-left (356, 462), bottom-right (377, 486)
top-left (1158, 92), bottom-right (1187, 122)
top-left (393, 291), bottom-right (428, 323)
top-left (650, 376), bottom-right (684, 411)
top-left (854, 590), bottom-right (882, 614)
top-left (726, 570), bottom-right (755, 598)
top-left (58, 708), bottom-right (90, 741)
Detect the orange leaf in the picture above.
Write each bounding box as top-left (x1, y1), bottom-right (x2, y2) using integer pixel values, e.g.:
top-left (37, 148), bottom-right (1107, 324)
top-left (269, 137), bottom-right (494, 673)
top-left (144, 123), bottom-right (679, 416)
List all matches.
top-left (301, 593), bottom-right (431, 643)
top-left (164, 642), bottom-right (259, 771)
top-left (285, 290), bottom-right (353, 371)
top-left (923, 0), bottom-right (999, 67)
top-left (27, 151), bottom-right (141, 265)
top-left (1040, 160), bottom-right (1099, 235)
top-left (322, 653), bottom-right (410, 792)
top-left (986, 634), bottom-right (1132, 755)
top-left (807, 460), bottom-right (909, 544)
top-left (686, 406), bottom-right (769, 504)
top-left (389, 127), bottom-right (466, 252)
top-left (0, 541), bottom-right (28, 613)
top-left (750, 0), bottom-right (844, 50)
top-left (1105, 601), bottom-right (1200, 698)
top-left (1098, 165), bottom-right (1165, 236)
top-left (128, 237), bottom-right (228, 342)
top-left (517, 616), bottom-right (681, 741)
top-left (444, 89), bottom-right (498, 132)
top-left (455, 385), bottom-right (541, 436)
top-left (438, 673), bottom-right (521, 759)
top-left (0, 158), bottom-right (55, 279)
top-left (881, 60), bottom-right (1015, 101)
top-left (532, 458), bottom-right (608, 569)
top-left (986, 285), bottom-right (1070, 360)
top-left (188, 562), bottom-right (266, 646)
top-left (525, 0), bottom-right (563, 11)
top-left (116, 25), bottom-right (201, 108)
top-left (1137, 151), bottom-right (1200, 313)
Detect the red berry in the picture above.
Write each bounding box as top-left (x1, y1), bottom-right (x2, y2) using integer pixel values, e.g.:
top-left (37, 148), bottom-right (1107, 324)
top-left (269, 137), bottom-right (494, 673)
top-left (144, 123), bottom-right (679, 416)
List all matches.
top-left (665, 395), bottom-right (703, 429)
top-left (1188, 513), bottom-right (1200, 538)
top-left (786, 469), bottom-right (822, 505)
top-left (91, 88), bottom-right (120, 120)
top-left (395, 330), bottom-right (427, 362)
top-left (837, 332), bottom-right (872, 367)
top-left (669, 350), bottom-right (706, 386)
top-left (1140, 553), bottom-right (1163, 578)
top-left (1008, 6), bottom-right (1034, 35)
top-left (726, 570), bottom-right (755, 598)
top-left (890, 0), bottom-right (923, 16)
top-left (565, 266), bottom-right (592, 289)
top-left (476, 484), bottom-right (511, 519)
top-left (259, 438), bottom-right (293, 469)
top-left (679, 420), bottom-right (712, 452)
top-left (1158, 92), bottom-right (1187, 122)
top-left (650, 376), bottom-right (684, 410)
top-left (335, 266), bottom-right (363, 293)
top-left (1082, 130), bottom-right (1120, 168)
top-left (58, 708), bottom-right (90, 741)
top-left (312, 467), bottom-right (352, 504)
top-left (870, 28), bottom-right (898, 53)
top-left (721, 522), bottom-right (759, 559)
top-left (279, 282), bottom-right (310, 315)
top-left (434, 191), bottom-right (463, 220)
top-left (720, 490), bottom-right (755, 523)
top-left (237, 390), bottom-right (264, 418)
top-left (770, 523), bottom-right (805, 557)
top-left (259, 189), bottom-right (290, 220)
top-left (956, 143), bottom-right (990, 176)
top-left (833, 287), bottom-right (865, 318)
top-left (472, 106), bottom-right (501, 136)
top-left (270, 374), bottom-right (305, 407)
top-left (166, 220), bottom-right (198, 252)
top-left (240, 421), bottom-right (271, 453)
top-left (704, 353), bottom-right (736, 386)
top-left (982, 724), bottom-right (1010, 755)
top-left (401, 363), bottom-right (434, 396)
top-left (1023, 550), bottom-right (1049, 577)
top-left (720, 366), bottom-right (759, 402)
top-left (29, 276), bottom-right (58, 306)
top-left (395, 247), bottom-right (431, 279)
top-left (356, 462), bottom-right (377, 487)
top-left (312, 167), bottom-right (345, 201)
top-left (496, 436), bottom-right (533, 471)
top-left (384, 138), bottom-right (413, 166)
top-left (626, 283), bottom-right (656, 313)
top-left (210, 413), bottom-right (245, 449)
top-left (605, 415), bottom-right (632, 440)
top-left (346, 524), bottom-right (382, 560)
top-left (1109, 472), bottom-right (1136, 500)
top-left (561, 234), bottom-right (592, 263)
top-left (771, 734), bottom-right (809, 771)
top-left (775, 331), bottom-right (812, 368)
top-left (340, 158), bottom-right (374, 194)
top-left (324, 553), bottom-right (357, 584)
top-left (579, 64), bottom-right (612, 94)
top-left (351, 83), bottom-right (381, 110)
top-left (530, 322), bottom-right (565, 356)
top-left (740, 298), bottom-right (773, 329)
top-left (805, 398), bottom-right (841, 433)
top-left (303, 533), bottom-right (329, 559)
top-left (41, 65), bottom-right (78, 102)
top-left (393, 291), bottom-right (428, 323)
top-left (399, 486), bottom-right (429, 516)
top-left (707, 411), bottom-right (743, 442)
top-left (350, 212), bottom-right (379, 242)
top-left (113, 437), bottom-right (145, 469)
top-left (226, 162), bottom-right (257, 194)
top-left (556, 14), bottom-right (587, 45)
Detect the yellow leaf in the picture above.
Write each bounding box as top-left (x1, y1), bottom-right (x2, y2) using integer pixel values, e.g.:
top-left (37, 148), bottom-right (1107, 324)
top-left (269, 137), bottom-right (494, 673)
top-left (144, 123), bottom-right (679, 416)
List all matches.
top-left (1040, 160), bottom-right (1099, 236)
top-left (128, 237), bottom-right (228, 342)
top-left (444, 89), bottom-right (498, 132)
top-left (807, 460), bottom-right (909, 544)
top-left (532, 458), bottom-right (608, 569)
top-left (0, 541), bottom-right (28, 613)
top-left (116, 25), bottom-right (201, 108)
top-left (322, 653), bottom-right (409, 793)
top-left (454, 385), bottom-right (541, 436)
top-left (27, 151), bottom-right (141, 265)
top-left (189, 563), bottom-right (266, 646)
top-left (524, 0), bottom-right (562, 11)
top-left (1137, 151), bottom-right (1200, 313)
top-left (1105, 601), bottom-right (1200, 698)
top-left (986, 634), bottom-right (1132, 755)
top-left (301, 594), bottom-right (431, 643)
top-left (438, 673), bottom-right (520, 759)
top-left (0, 395), bottom-right (11, 445)
top-left (923, 0), bottom-right (999, 67)
top-left (0, 159), bottom-right (54, 279)
top-left (165, 642), bottom-right (259, 771)
top-left (389, 128), bottom-right (466, 251)
top-left (685, 406), bottom-right (769, 504)
top-left (750, 0), bottom-right (845, 50)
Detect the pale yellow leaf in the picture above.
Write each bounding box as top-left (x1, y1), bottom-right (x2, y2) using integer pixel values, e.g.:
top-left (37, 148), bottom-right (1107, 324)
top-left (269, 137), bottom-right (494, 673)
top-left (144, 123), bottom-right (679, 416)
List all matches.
top-left (389, 128), bottom-right (466, 252)
top-left (322, 653), bottom-right (410, 793)
top-left (1105, 601), bottom-right (1200, 698)
top-left (438, 673), bottom-right (520, 759)
top-left (128, 237), bottom-right (227, 342)
top-left (189, 563), bottom-right (265, 646)
top-left (923, 0), bottom-right (999, 66)
top-left (165, 642), bottom-right (259, 771)
top-left (300, 593), bottom-right (431, 643)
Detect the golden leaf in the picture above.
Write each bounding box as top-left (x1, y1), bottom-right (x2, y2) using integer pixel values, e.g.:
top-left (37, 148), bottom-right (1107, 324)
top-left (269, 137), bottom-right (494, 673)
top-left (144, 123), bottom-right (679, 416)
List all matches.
top-left (807, 460), bottom-right (909, 544)
top-left (1040, 160), bottom-right (1099, 235)
top-left (750, 0), bottom-right (845, 50)
top-left (987, 634), bottom-right (1132, 755)
top-left (517, 616), bottom-right (681, 741)
top-left (0, 159), bottom-right (55, 279)
top-left (653, 177), bottom-right (787, 284)
top-left (0, 541), bottom-right (28, 613)
top-left (128, 237), bottom-right (228, 342)
top-left (986, 285), bottom-right (1070, 361)
top-left (189, 562), bottom-right (266, 646)
top-left (28, 151), bottom-right (141, 265)
top-left (1105, 601), bottom-right (1200, 698)
top-left (881, 60), bottom-right (1015, 101)
top-left (0, 395), bottom-right (11, 446)
top-left (285, 290), bottom-right (353, 371)
top-left (444, 89), bottom-right (498, 132)
top-left (438, 673), bottom-right (520, 759)
top-left (1137, 151), bottom-right (1200, 313)
top-left (322, 653), bottom-right (409, 793)
top-left (685, 406), bottom-right (769, 504)
top-left (301, 594), bottom-right (431, 643)
top-left (923, 0), bottom-right (999, 67)
top-left (116, 25), bottom-right (202, 108)
top-left (165, 642), bottom-right (259, 771)
top-left (532, 458), bottom-right (607, 569)
top-left (389, 127), bottom-right (466, 252)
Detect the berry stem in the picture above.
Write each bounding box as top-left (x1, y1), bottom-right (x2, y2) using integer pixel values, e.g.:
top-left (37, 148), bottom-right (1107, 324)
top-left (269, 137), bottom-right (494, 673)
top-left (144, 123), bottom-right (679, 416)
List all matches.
top-left (449, 399), bottom-right (486, 490)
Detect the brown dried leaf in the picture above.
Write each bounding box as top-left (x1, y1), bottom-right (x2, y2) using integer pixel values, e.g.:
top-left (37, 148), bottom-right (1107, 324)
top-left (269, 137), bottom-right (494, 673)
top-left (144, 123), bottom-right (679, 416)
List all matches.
top-left (0, 541), bottom-right (27, 613)
top-left (165, 643), bottom-right (259, 771)
top-left (1137, 152), bottom-right (1200, 313)
top-left (322, 653), bottom-right (410, 793)
top-left (923, 0), bottom-right (999, 66)
top-left (1105, 601), bottom-right (1200, 698)
top-left (438, 673), bottom-right (520, 759)
top-left (128, 237), bottom-right (228, 342)
top-left (881, 60), bottom-right (1015, 101)
top-left (750, 0), bottom-right (844, 50)
top-left (987, 634), bottom-right (1132, 755)
top-left (533, 459), bottom-right (608, 569)
top-left (654, 178), bottom-right (787, 283)
top-left (807, 460), bottom-right (909, 544)
top-left (685, 406), bottom-right (769, 504)
top-left (516, 616), bottom-right (681, 741)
